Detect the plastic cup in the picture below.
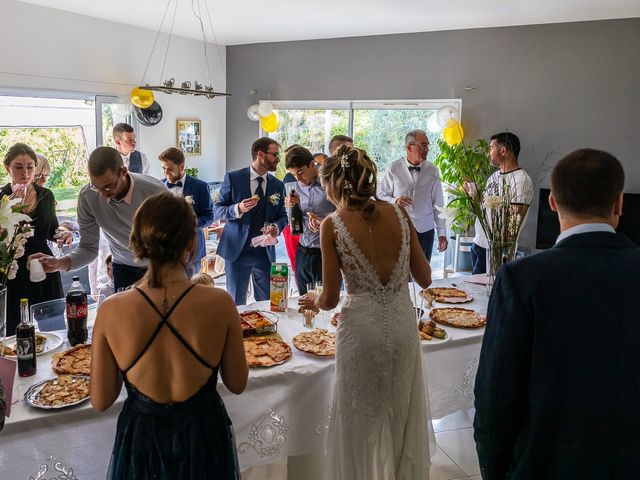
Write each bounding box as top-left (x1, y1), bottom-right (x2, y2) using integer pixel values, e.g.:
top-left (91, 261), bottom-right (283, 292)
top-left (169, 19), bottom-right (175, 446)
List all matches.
top-left (29, 259), bottom-right (46, 283)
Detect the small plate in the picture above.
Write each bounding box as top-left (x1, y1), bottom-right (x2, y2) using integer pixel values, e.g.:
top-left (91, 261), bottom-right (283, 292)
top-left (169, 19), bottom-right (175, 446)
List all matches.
top-left (420, 333), bottom-right (451, 346)
top-left (24, 376), bottom-right (90, 409)
top-left (3, 332), bottom-right (63, 357)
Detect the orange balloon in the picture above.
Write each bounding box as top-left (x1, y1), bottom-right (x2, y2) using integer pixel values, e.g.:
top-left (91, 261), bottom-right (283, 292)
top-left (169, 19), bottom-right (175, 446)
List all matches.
top-left (260, 112), bottom-right (279, 132)
top-left (443, 123), bottom-right (464, 145)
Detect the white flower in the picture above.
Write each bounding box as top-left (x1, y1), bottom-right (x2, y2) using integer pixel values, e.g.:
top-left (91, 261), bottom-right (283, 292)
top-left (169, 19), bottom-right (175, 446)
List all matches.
top-left (0, 196), bottom-right (31, 233)
top-left (184, 195), bottom-right (194, 205)
top-left (268, 193), bottom-right (281, 205)
top-left (7, 260), bottom-right (18, 280)
top-left (435, 204), bottom-right (459, 225)
top-left (15, 245), bottom-right (25, 259)
top-left (483, 195), bottom-right (502, 209)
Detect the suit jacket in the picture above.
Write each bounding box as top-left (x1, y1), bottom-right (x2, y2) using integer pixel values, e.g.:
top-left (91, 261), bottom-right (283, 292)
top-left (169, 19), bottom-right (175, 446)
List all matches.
top-left (377, 157), bottom-right (446, 235)
top-left (474, 232), bottom-right (640, 479)
top-left (213, 167), bottom-right (287, 263)
top-left (162, 175), bottom-right (214, 264)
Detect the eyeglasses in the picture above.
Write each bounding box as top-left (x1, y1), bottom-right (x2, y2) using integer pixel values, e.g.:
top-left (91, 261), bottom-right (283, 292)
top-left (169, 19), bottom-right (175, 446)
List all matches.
top-left (409, 143), bottom-right (429, 149)
top-left (264, 151), bottom-right (280, 158)
top-left (90, 176), bottom-right (121, 193)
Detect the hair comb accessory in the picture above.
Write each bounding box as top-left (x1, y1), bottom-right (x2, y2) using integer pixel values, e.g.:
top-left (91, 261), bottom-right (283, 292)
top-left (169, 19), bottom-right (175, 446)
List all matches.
top-left (343, 179), bottom-right (353, 192)
top-left (340, 154), bottom-right (351, 169)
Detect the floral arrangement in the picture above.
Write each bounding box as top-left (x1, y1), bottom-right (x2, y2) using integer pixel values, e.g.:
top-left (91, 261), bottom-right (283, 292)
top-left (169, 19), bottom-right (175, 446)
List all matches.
top-left (0, 196), bottom-right (33, 286)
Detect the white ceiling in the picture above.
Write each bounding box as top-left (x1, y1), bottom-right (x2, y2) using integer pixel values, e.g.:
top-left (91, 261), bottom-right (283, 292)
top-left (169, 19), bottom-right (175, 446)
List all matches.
top-left (18, 0), bottom-right (640, 46)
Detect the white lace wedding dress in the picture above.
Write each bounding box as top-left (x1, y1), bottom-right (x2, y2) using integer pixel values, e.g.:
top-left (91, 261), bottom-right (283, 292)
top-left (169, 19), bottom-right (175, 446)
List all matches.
top-left (326, 204), bottom-right (431, 480)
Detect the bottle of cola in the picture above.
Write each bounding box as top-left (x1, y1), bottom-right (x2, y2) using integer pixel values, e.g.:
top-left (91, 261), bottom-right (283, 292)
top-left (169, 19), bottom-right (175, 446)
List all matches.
top-left (289, 189), bottom-right (304, 235)
top-left (66, 276), bottom-right (88, 346)
top-left (16, 298), bottom-right (37, 377)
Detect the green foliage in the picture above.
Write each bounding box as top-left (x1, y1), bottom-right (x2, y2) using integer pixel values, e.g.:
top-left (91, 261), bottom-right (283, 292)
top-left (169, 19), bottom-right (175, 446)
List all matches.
top-left (433, 139), bottom-right (493, 234)
top-left (0, 127), bottom-right (89, 189)
top-left (185, 166), bottom-right (199, 178)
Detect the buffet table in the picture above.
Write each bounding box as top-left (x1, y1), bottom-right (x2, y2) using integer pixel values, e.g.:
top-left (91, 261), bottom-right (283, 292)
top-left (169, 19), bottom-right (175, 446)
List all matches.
top-left (1, 278), bottom-right (487, 479)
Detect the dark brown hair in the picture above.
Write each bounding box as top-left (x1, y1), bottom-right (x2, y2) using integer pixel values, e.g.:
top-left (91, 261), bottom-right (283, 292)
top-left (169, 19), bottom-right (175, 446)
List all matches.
top-left (113, 123), bottom-right (134, 137)
top-left (320, 145), bottom-right (378, 210)
top-left (158, 147), bottom-right (185, 166)
top-left (328, 135), bottom-right (353, 154)
top-left (88, 147), bottom-right (123, 176)
top-left (4, 143), bottom-right (38, 167)
top-left (285, 146), bottom-right (313, 170)
top-left (551, 148), bottom-right (624, 218)
top-left (130, 192), bottom-right (196, 287)
top-left (251, 137), bottom-right (279, 160)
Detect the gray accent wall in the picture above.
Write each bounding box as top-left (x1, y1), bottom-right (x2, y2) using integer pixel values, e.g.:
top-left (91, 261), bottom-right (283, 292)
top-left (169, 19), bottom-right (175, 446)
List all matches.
top-left (227, 18), bottom-right (640, 249)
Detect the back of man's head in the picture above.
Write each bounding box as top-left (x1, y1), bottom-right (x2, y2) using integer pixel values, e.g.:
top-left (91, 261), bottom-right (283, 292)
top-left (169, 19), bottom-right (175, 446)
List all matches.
top-left (89, 146), bottom-right (123, 176)
top-left (329, 135), bottom-right (354, 155)
top-left (491, 132), bottom-right (521, 158)
top-left (285, 146), bottom-right (313, 170)
top-left (551, 148), bottom-right (624, 218)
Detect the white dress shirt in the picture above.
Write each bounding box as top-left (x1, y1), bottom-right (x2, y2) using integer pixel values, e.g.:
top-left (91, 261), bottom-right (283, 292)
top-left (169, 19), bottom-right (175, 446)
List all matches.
top-left (378, 157), bottom-right (446, 236)
top-left (167, 173), bottom-right (187, 197)
top-left (555, 223), bottom-right (615, 244)
top-left (234, 167), bottom-right (269, 218)
top-left (121, 151), bottom-right (150, 175)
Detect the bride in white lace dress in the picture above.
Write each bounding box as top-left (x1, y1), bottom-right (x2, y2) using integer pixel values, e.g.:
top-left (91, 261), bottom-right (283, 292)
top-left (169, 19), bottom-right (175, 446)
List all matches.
top-left (299, 146), bottom-right (433, 479)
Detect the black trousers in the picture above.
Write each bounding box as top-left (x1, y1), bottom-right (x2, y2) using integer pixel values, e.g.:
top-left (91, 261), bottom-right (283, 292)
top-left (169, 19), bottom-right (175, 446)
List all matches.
top-left (112, 263), bottom-right (147, 292)
top-left (295, 245), bottom-right (323, 295)
top-left (470, 243), bottom-right (487, 274)
top-left (417, 228), bottom-right (435, 262)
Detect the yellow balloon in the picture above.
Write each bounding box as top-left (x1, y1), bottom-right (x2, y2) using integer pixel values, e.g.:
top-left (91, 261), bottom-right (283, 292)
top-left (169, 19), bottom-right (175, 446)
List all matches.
top-left (443, 123), bottom-right (464, 145)
top-left (130, 87), bottom-right (155, 109)
top-left (260, 112), bottom-right (279, 133)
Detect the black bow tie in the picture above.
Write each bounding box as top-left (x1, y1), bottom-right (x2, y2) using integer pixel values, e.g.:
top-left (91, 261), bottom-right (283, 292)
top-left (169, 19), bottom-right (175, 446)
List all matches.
top-left (167, 181), bottom-right (183, 188)
top-left (408, 166), bottom-right (421, 173)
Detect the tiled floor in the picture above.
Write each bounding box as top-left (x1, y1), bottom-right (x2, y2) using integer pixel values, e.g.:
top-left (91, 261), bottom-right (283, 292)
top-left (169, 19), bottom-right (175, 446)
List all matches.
top-left (431, 408), bottom-right (480, 479)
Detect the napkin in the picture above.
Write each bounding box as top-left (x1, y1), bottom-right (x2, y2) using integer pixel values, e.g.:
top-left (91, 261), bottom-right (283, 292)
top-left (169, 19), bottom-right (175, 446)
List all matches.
top-left (0, 356), bottom-right (17, 416)
top-left (251, 234), bottom-right (279, 248)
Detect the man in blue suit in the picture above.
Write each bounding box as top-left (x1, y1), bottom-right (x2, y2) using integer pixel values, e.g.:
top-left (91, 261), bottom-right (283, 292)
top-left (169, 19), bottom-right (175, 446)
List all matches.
top-left (159, 147), bottom-right (214, 274)
top-left (474, 149), bottom-right (640, 479)
top-left (214, 137), bottom-right (288, 305)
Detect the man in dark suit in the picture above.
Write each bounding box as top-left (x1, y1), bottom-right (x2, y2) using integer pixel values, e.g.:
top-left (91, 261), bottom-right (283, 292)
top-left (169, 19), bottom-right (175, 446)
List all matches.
top-left (214, 137), bottom-right (288, 305)
top-left (113, 123), bottom-right (149, 174)
top-left (159, 147), bottom-right (214, 274)
top-left (474, 148), bottom-right (640, 479)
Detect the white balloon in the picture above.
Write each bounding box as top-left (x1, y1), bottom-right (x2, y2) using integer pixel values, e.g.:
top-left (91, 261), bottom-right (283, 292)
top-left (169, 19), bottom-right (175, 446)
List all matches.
top-left (258, 101), bottom-right (273, 117)
top-left (247, 104), bottom-right (260, 121)
top-left (427, 112), bottom-right (443, 133)
top-left (436, 106), bottom-right (460, 129)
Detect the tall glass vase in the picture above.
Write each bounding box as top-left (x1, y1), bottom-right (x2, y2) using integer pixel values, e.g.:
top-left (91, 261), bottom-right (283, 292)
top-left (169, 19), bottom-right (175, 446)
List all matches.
top-left (0, 285), bottom-right (6, 356)
top-left (486, 240), bottom-right (518, 292)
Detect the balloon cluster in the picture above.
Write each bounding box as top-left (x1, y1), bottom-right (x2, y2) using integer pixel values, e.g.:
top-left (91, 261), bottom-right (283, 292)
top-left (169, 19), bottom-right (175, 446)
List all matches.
top-left (427, 105), bottom-right (464, 145)
top-left (247, 101), bottom-right (279, 132)
top-left (129, 87), bottom-right (163, 126)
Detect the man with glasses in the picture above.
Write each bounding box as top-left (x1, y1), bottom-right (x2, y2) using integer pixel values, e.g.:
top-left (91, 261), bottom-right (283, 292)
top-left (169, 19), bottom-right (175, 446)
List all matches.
top-left (30, 146), bottom-right (166, 290)
top-left (379, 129), bottom-right (447, 262)
top-left (214, 137), bottom-right (288, 305)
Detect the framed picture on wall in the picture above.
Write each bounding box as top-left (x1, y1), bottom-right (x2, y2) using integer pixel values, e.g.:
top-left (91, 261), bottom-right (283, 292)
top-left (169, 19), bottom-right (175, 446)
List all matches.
top-left (176, 120), bottom-right (201, 156)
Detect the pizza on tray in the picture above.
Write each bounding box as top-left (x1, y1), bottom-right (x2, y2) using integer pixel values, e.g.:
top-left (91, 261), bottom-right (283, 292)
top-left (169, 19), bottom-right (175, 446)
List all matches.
top-left (292, 329), bottom-right (336, 356)
top-left (52, 344), bottom-right (92, 376)
top-left (32, 375), bottom-right (90, 407)
top-left (423, 287), bottom-right (472, 304)
top-left (429, 307), bottom-right (486, 329)
top-left (243, 337), bottom-right (292, 367)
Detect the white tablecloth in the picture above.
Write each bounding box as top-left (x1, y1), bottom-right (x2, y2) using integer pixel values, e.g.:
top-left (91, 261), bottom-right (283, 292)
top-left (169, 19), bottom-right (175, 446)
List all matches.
top-left (1, 279), bottom-right (487, 478)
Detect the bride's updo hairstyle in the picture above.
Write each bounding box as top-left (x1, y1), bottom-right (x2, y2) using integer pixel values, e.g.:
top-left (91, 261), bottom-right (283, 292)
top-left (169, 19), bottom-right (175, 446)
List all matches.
top-left (320, 145), bottom-right (378, 211)
top-left (130, 192), bottom-right (196, 288)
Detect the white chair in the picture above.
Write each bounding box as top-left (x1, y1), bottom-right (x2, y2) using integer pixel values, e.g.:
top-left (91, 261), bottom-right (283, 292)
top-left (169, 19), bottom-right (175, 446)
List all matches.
top-left (443, 235), bottom-right (474, 278)
top-left (31, 295), bottom-right (105, 332)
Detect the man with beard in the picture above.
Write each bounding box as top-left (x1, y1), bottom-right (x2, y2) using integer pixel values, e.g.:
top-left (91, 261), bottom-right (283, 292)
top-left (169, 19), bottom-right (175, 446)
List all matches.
top-left (213, 137), bottom-right (288, 304)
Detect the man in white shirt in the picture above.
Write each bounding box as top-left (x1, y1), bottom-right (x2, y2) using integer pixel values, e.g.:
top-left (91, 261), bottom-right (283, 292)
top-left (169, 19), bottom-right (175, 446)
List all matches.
top-left (470, 132), bottom-right (533, 274)
top-left (378, 129), bottom-right (447, 261)
top-left (113, 123), bottom-right (149, 175)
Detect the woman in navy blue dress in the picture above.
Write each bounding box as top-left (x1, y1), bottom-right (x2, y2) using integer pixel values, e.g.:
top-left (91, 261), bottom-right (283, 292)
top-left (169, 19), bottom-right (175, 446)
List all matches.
top-left (91, 192), bottom-right (248, 479)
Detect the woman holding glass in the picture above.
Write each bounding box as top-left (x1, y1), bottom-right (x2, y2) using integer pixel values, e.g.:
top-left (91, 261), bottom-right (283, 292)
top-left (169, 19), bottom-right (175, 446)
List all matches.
top-left (91, 192), bottom-right (247, 479)
top-left (1, 143), bottom-right (62, 334)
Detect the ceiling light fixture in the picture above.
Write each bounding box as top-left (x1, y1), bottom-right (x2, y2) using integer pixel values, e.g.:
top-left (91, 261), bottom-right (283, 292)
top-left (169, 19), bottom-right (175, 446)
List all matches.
top-left (138, 0), bottom-right (229, 99)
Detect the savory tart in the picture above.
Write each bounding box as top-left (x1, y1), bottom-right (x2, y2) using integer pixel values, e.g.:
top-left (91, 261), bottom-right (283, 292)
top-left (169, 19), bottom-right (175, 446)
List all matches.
top-left (52, 344), bottom-right (92, 376)
top-left (429, 307), bottom-right (486, 329)
top-left (31, 375), bottom-right (90, 408)
top-left (243, 337), bottom-right (292, 367)
top-left (423, 287), bottom-right (473, 304)
top-left (2, 334), bottom-right (48, 356)
top-left (418, 320), bottom-right (447, 341)
top-left (292, 329), bottom-right (336, 356)
top-left (331, 312), bottom-right (341, 327)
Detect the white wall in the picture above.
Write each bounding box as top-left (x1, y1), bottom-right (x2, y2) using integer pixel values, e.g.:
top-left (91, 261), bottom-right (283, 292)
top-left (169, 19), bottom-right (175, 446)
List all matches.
top-left (0, 0), bottom-right (227, 181)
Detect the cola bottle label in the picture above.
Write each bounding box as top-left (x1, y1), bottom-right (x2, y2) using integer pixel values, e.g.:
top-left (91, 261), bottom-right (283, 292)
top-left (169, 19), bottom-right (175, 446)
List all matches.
top-left (66, 303), bottom-right (88, 319)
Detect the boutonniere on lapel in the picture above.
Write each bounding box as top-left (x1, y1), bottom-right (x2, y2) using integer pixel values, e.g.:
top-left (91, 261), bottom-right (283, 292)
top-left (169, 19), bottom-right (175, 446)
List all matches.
top-left (184, 195), bottom-right (194, 205)
top-left (268, 193), bottom-right (280, 206)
